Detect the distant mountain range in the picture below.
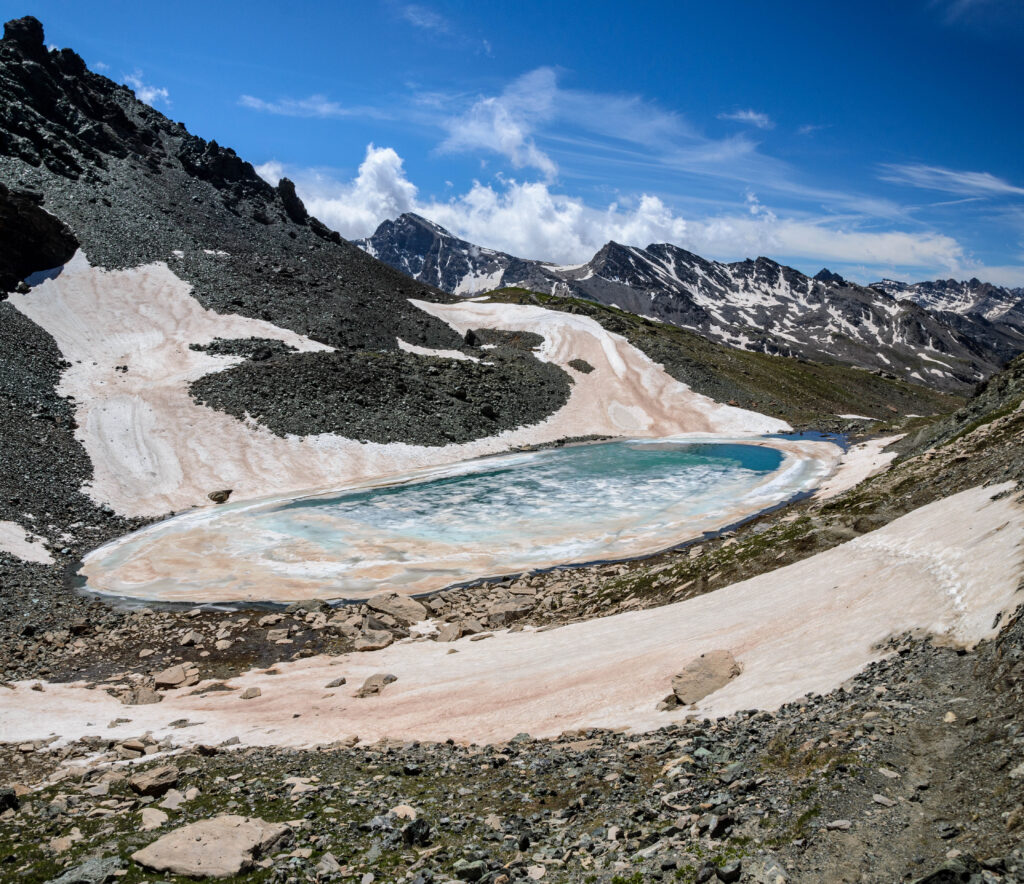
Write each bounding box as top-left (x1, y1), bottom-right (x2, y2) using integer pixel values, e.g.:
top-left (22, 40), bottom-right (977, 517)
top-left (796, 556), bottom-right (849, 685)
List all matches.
top-left (358, 213), bottom-right (1024, 394)
top-left (869, 276), bottom-right (1024, 330)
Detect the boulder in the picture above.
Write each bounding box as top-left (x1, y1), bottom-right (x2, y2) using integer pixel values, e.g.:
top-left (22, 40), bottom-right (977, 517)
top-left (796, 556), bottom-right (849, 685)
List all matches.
top-left (354, 629), bottom-right (394, 652)
top-left (141, 807), bottom-right (168, 830)
top-left (46, 856), bottom-right (124, 884)
top-left (670, 650), bottom-right (742, 706)
top-left (356, 673), bottom-right (397, 698)
top-left (121, 685), bottom-right (162, 705)
top-left (131, 815), bottom-right (292, 878)
top-left (365, 592), bottom-right (428, 624)
top-left (153, 663), bottom-right (199, 689)
top-left (129, 765), bottom-right (179, 797)
top-left (436, 622), bottom-right (462, 642)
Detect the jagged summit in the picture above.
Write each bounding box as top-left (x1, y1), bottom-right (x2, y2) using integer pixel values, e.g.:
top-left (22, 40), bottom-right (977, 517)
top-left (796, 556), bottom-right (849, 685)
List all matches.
top-left (814, 267), bottom-right (847, 286)
top-left (359, 215), bottom-right (1024, 393)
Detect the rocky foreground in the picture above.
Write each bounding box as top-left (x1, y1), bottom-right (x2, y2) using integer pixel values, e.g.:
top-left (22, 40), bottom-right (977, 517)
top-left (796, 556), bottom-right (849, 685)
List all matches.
top-left (4, 607), bottom-right (1024, 884)
top-left (2, 361), bottom-right (1023, 884)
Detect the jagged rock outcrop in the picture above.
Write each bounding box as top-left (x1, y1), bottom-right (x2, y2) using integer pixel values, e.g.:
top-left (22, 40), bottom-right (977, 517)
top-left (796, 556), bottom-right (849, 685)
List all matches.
top-left (0, 182), bottom-right (78, 292)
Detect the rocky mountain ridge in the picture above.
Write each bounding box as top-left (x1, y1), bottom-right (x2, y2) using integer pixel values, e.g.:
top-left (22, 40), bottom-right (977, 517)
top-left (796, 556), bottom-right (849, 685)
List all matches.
top-left (359, 213), bottom-right (1024, 394)
top-left (870, 275), bottom-right (1024, 329)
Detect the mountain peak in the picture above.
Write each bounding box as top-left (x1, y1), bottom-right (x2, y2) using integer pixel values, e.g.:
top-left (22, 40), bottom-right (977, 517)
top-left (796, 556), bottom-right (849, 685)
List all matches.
top-left (3, 16), bottom-right (45, 57)
top-left (814, 268), bottom-right (847, 285)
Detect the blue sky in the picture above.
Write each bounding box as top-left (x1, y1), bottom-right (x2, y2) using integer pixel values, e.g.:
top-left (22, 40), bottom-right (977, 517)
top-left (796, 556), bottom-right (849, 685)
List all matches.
top-left (12, 0), bottom-right (1024, 284)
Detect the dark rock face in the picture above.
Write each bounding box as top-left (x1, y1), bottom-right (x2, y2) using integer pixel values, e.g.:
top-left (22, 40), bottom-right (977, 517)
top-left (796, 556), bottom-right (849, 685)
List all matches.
top-left (190, 346), bottom-right (571, 446)
top-left (2, 16), bottom-right (45, 59)
top-left (0, 182), bottom-right (78, 292)
top-left (359, 214), bottom-right (1024, 394)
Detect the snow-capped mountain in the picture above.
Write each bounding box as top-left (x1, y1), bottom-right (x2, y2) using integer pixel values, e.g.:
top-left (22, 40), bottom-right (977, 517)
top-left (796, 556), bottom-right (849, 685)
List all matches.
top-left (358, 214), bottom-right (1024, 393)
top-left (870, 277), bottom-right (1024, 330)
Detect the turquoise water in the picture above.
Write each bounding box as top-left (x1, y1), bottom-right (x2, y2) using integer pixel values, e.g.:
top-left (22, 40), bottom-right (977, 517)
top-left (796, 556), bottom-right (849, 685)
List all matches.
top-left (284, 441), bottom-right (783, 545)
top-left (81, 439), bottom-right (821, 604)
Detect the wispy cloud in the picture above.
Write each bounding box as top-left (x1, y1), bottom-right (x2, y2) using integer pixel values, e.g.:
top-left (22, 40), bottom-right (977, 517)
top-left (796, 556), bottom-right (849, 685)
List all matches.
top-left (399, 4), bottom-right (451, 33)
top-left (932, 0), bottom-right (1024, 33)
top-left (123, 70), bottom-right (169, 106)
top-left (440, 68), bottom-right (559, 179)
top-left (239, 94), bottom-right (386, 120)
top-left (879, 163), bottom-right (1024, 197)
top-left (718, 109), bottom-right (774, 129)
top-left (797, 123), bottom-right (827, 136)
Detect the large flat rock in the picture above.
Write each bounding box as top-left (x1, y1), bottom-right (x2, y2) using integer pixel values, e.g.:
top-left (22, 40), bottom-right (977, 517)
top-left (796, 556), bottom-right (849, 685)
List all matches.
top-left (131, 814), bottom-right (291, 878)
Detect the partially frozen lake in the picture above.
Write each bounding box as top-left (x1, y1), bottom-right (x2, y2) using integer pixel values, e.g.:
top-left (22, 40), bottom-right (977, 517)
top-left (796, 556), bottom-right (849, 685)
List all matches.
top-left (80, 437), bottom-right (837, 604)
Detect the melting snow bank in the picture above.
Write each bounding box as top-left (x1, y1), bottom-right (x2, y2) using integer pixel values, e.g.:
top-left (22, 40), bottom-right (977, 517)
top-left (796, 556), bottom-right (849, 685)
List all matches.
top-left (7, 253), bottom-right (786, 518)
top-left (0, 520), bottom-right (54, 564)
top-left (814, 435), bottom-right (904, 501)
top-left (5, 483), bottom-right (1021, 747)
top-left (79, 436), bottom-right (837, 604)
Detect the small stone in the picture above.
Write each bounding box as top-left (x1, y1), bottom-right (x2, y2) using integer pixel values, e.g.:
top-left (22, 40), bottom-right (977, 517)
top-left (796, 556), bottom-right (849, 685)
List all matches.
top-left (208, 489), bottom-right (232, 504)
top-left (391, 803), bottom-right (417, 819)
top-left (240, 687), bottom-right (262, 700)
top-left (316, 852), bottom-right (342, 875)
top-left (826, 819), bottom-right (852, 831)
top-left (944, 711), bottom-right (957, 723)
top-left (325, 676), bottom-right (347, 688)
top-left (716, 860), bottom-right (742, 883)
top-left (180, 629), bottom-right (202, 647)
top-left (872, 793), bottom-right (896, 807)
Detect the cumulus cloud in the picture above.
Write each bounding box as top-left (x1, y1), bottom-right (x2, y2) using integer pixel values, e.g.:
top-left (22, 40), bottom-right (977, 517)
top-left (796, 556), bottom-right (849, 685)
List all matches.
top-left (880, 163), bottom-right (1024, 197)
top-left (266, 144), bottom-right (967, 279)
top-left (123, 70), bottom-right (169, 106)
top-left (718, 109), bottom-right (774, 129)
top-left (258, 146), bottom-right (417, 239)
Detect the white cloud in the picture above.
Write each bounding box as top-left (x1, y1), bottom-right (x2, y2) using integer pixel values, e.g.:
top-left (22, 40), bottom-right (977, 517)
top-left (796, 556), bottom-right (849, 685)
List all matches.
top-left (259, 146), bottom-right (417, 239)
top-left (718, 109), bottom-right (774, 129)
top-left (880, 163), bottom-right (1024, 197)
top-left (400, 4), bottom-right (451, 33)
top-left (123, 70), bottom-right (169, 106)
top-left (440, 68), bottom-right (558, 179)
top-left (269, 144), bottom-right (967, 279)
top-left (239, 94), bottom-right (370, 118)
